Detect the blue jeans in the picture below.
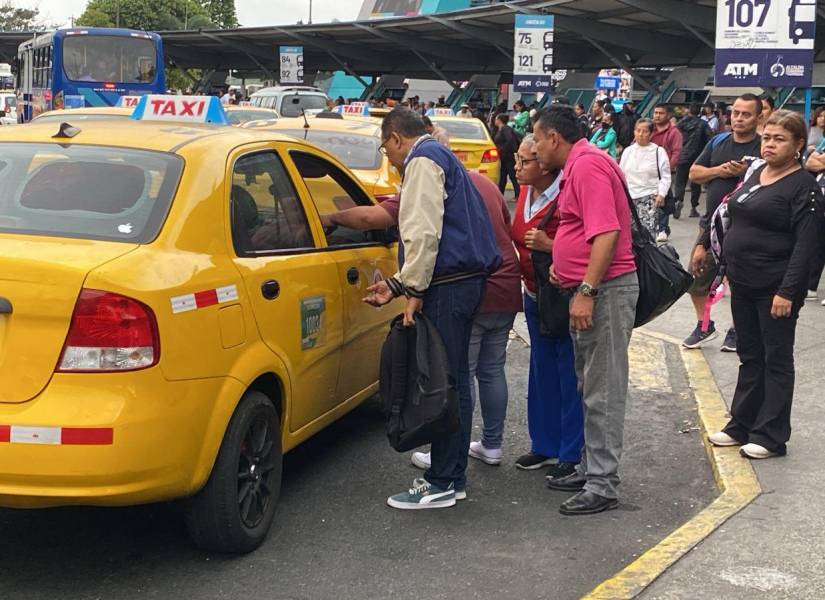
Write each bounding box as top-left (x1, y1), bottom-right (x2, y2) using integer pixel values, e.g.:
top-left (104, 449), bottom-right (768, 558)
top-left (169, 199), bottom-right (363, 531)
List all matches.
top-left (423, 276), bottom-right (485, 491)
top-left (524, 293), bottom-right (584, 463)
top-left (656, 207), bottom-right (670, 235)
top-left (468, 311), bottom-right (517, 450)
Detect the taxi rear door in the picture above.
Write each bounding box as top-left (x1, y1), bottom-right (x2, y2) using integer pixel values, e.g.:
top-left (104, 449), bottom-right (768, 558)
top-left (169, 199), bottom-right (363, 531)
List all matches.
top-left (227, 146), bottom-right (344, 433)
top-left (285, 147), bottom-right (399, 404)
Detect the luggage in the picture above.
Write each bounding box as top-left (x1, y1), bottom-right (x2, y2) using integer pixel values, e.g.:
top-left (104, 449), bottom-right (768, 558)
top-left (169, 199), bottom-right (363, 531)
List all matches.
top-left (379, 313), bottom-right (459, 452)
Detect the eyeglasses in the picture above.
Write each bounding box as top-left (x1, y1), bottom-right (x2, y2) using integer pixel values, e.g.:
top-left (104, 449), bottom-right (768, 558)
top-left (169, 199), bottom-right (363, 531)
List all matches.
top-left (515, 154), bottom-right (538, 166)
top-left (378, 138), bottom-right (389, 155)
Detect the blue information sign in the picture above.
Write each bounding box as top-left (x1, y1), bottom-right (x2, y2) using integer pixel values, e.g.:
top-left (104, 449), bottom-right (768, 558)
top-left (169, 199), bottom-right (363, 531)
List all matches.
top-left (513, 15), bottom-right (555, 93)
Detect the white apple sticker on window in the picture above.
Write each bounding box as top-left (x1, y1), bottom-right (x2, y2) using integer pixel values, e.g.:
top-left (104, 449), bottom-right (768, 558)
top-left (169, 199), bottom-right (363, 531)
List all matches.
top-left (118, 223), bottom-right (133, 234)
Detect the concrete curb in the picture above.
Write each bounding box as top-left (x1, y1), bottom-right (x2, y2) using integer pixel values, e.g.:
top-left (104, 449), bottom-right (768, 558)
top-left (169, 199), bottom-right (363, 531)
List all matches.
top-left (581, 328), bottom-right (762, 600)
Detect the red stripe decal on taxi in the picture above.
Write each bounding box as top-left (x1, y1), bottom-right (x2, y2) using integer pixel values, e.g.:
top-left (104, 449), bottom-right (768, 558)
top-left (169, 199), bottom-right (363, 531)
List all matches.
top-left (0, 425), bottom-right (113, 445)
top-left (170, 284), bottom-right (239, 314)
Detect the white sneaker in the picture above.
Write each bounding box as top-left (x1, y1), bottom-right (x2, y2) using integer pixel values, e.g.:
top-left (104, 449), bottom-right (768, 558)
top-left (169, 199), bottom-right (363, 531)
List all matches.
top-left (655, 231), bottom-right (668, 243)
top-left (740, 443), bottom-right (779, 459)
top-left (821, 298), bottom-right (825, 307)
top-left (806, 290), bottom-right (818, 300)
top-left (468, 441), bottom-right (503, 465)
top-left (455, 489), bottom-right (467, 501)
top-left (411, 451), bottom-right (430, 470)
top-left (708, 431), bottom-right (741, 447)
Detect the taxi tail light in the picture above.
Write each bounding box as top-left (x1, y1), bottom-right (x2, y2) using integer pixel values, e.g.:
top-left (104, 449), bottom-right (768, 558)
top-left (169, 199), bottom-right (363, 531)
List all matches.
top-left (57, 289), bottom-right (159, 372)
top-left (374, 194), bottom-right (395, 203)
top-left (481, 148), bottom-right (499, 163)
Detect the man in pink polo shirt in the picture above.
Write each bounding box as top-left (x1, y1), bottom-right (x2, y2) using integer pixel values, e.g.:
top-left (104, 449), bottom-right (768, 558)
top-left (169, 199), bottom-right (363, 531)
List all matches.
top-left (533, 106), bottom-right (639, 516)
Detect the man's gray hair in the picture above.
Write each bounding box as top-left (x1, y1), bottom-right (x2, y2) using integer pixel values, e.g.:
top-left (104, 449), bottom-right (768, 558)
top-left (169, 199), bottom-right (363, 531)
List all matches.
top-left (381, 107), bottom-right (426, 140)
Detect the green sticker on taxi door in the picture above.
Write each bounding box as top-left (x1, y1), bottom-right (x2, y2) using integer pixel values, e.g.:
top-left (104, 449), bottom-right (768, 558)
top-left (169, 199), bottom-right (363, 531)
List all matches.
top-left (300, 296), bottom-right (325, 350)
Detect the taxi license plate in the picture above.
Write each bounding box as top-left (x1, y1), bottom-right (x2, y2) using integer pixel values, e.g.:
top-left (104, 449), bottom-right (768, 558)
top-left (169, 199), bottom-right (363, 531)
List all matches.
top-left (453, 151), bottom-right (469, 162)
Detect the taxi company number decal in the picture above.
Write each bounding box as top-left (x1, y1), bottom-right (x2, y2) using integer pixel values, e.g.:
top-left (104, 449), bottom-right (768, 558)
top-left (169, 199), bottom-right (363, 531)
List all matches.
top-left (300, 296), bottom-right (326, 350)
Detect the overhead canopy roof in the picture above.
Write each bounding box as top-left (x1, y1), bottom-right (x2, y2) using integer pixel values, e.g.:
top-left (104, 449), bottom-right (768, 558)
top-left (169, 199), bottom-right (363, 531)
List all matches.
top-left (1, 0), bottom-right (824, 83)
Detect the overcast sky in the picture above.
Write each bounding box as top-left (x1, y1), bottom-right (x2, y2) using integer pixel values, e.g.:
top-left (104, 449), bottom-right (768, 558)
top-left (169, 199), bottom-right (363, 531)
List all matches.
top-left (24, 0), bottom-right (364, 29)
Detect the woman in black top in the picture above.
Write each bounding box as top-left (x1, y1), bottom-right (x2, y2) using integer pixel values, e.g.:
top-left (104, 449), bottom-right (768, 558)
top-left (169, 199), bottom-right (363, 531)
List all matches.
top-left (707, 110), bottom-right (824, 459)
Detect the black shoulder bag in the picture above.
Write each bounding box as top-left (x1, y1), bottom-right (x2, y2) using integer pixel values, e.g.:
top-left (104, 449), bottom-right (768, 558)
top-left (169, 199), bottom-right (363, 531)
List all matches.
top-left (622, 180), bottom-right (693, 327)
top-left (530, 202), bottom-right (570, 337)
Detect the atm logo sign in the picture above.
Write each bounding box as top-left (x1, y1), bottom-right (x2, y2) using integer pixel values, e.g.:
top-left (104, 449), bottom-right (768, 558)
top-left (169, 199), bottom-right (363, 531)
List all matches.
top-left (723, 63), bottom-right (758, 78)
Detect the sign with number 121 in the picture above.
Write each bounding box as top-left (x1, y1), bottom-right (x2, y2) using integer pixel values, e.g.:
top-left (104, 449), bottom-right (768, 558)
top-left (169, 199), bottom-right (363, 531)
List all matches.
top-left (513, 15), bottom-right (554, 93)
top-left (715, 0), bottom-right (816, 87)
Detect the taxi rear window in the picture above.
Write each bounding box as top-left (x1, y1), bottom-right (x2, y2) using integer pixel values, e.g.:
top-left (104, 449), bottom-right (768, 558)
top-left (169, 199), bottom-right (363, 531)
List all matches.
top-left (277, 129), bottom-right (382, 170)
top-left (433, 119), bottom-right (489, 141)
top-left (0, 144), bottom-right (183, 243)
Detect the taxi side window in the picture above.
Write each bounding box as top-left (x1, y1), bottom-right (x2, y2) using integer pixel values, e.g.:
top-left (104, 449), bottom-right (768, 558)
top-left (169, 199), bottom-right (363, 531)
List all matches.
top-left (230, 151), bottom-right (314, 256)
top-left (289, 151), bottom-right (380, 248)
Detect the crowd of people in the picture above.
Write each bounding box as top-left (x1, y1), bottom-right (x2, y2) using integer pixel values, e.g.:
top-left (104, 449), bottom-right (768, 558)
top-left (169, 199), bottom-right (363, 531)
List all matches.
top-left (329, 93), bottom-right (825, 514)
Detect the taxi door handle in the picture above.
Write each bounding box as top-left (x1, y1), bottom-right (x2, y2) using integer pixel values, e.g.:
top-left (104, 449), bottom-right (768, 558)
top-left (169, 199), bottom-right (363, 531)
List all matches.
top-left (261, 280), bottom-right (280, 300)
top-left (346, 267), bottom-right (359, 285)
top-left (0, 297), bottom-right (11, 314)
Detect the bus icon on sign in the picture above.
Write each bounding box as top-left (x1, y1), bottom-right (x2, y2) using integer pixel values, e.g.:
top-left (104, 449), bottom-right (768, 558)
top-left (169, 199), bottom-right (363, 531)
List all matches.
top-left (789, 0), bottom-right (816, 45)
top-left (543, 31), bottom-right (553, 50)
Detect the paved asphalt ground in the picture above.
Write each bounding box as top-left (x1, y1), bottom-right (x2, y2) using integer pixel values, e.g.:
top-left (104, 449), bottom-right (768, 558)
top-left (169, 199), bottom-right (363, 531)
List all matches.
top-left (0, 286), bottom-right (718, 597)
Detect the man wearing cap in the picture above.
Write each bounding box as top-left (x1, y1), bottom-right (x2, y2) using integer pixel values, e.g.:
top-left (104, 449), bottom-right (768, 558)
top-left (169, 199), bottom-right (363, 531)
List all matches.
top-left (457, 103), bottom-right (473, 118)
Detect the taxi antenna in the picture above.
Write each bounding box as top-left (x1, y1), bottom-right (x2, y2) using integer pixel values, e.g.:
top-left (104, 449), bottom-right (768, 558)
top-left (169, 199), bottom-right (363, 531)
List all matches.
top-left (52, 122), bottom-right (80, 139)
top-left (301, 108), bottom-right (310, 130)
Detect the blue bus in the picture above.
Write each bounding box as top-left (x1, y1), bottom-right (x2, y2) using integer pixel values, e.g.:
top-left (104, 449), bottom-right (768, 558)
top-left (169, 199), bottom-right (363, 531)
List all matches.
top-left (15, 27), bottom-right (165, 122)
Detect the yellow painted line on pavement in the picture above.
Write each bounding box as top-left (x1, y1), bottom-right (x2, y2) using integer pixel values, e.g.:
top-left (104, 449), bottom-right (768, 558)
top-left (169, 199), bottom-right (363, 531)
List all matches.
top-left (582, 329), bottom-right (761, 600)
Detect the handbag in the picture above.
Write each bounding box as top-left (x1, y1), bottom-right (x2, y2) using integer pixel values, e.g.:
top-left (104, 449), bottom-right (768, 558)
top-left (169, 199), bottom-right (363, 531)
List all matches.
top-left (530, 202), bottom-right (570, 337)
top-left (621, 180), bottom-right (694, 327)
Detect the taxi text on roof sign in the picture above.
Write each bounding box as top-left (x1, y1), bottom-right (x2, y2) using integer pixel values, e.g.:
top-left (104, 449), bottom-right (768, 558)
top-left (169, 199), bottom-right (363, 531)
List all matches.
top-left (130, 95), bottom-right (230, 125)
top-left (118, 95), bottom-right (141, 108)
top-left (334, 102), bottom-right (370, 116)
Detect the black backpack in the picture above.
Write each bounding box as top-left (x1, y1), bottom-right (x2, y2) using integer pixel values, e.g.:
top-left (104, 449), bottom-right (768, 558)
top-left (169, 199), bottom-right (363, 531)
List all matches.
top-left (379, 314), bottom-right (459, 452)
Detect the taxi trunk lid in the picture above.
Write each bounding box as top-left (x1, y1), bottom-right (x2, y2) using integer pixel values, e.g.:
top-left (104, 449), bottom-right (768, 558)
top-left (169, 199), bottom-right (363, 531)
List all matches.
top-left (450, 140), bottom-right (494, 169)
top-left (0, 235), bottom-right (138, 403)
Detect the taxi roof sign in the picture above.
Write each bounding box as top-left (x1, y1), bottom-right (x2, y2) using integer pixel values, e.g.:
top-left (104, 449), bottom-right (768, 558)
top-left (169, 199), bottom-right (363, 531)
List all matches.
top-left (118, 95), bottom-right (141, 108)
top-left (130, 95), bottom-right (229, 125)
top-left (334, 102), bottom-right (370, 116)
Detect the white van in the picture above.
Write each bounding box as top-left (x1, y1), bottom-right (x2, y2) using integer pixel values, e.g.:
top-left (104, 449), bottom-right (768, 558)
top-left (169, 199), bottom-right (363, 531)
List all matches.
top-left (249, 86), bottom-right (329, 117)
top-left (0, 92), bottom-right (17, 125)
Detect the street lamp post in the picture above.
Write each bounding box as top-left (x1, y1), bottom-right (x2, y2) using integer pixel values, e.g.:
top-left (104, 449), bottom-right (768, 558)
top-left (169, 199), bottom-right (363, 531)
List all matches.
top-left (309, 0), bottom-right (313, 25)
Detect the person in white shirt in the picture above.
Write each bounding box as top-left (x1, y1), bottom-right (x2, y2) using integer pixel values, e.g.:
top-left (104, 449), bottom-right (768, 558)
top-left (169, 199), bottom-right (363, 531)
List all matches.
top-left (619, 118), bottom-right (671, 237)
top-left (220, 91), bottom-right (232, 105)
top-left (457, 103), bottom-right (473, 118)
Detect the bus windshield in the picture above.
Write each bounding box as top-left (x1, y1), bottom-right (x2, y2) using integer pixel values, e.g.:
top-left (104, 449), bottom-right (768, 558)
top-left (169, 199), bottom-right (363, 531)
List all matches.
top-left (63, 36), bottom-right (157, 84)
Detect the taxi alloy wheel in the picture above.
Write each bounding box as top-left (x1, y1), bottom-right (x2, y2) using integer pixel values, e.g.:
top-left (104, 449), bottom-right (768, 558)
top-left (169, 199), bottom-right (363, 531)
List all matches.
top-left (185, 390), bottom-right (283, 553)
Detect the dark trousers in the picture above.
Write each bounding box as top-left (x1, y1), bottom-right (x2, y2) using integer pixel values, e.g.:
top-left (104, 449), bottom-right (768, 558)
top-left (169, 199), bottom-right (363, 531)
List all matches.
top-left (808, 245), bottom-right (825, 292)
top-left (673, 162), bottom-right (701, 209)
top-left (423, 276), bottom-right (484, 491)
top-left (724, 281), bottom-right (803, 454)
top-left (499, 157), bottom-right (520, 197)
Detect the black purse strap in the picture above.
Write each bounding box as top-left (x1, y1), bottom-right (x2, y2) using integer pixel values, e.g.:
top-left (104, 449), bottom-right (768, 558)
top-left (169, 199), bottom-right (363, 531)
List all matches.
top-left (536, 198), bottom-right (559, 230)
top-left (655, 145), bottom-right (661, 181)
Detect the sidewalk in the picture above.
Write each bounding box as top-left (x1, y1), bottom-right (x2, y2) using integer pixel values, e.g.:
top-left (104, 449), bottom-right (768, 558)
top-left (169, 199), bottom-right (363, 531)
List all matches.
top-left (640, 211), bottom-right (825, 599)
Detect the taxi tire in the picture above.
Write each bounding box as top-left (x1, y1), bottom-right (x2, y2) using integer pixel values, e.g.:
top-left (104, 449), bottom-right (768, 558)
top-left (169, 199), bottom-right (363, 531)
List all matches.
top-left (184, 390), bottom-right (283, 554)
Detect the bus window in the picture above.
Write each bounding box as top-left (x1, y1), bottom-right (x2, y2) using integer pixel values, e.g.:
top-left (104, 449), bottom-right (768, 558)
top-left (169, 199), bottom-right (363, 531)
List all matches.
top-left (63, 36), bottom-right (157, 84)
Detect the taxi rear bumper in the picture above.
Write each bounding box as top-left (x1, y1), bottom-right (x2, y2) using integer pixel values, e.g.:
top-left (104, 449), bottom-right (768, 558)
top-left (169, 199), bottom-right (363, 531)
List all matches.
top-left (0, 369), bottom-right (245, 508)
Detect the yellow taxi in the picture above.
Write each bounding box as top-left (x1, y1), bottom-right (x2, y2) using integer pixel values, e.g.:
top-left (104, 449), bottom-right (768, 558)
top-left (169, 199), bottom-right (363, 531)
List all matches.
top-left (431, 116), bottom-right (500, 185)
top-left (243, 114), bottom-right (402, 202)
top-left (0, 96), bottom-right (400, 553)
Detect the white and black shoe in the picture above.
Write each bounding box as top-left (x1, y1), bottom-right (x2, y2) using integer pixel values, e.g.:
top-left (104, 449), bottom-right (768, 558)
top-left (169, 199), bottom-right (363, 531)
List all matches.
top-left (515, 452), bottom-right (555, 470)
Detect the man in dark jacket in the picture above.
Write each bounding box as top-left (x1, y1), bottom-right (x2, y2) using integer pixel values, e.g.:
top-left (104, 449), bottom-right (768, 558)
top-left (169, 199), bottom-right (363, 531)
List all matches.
top-left (365, 108), bottom-right (501, 510)
top-left (494, 114), bottom-right (521, 196)
top-left (675, 103), bottom-right (713, 218)
top-left (614, 101), bottom-right (639, 151)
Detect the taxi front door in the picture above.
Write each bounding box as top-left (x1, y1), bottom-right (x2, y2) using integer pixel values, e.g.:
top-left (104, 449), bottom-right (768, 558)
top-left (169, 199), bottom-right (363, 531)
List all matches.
top-left (228, 148), bottom-right (343, 433)
top-left (285, 149), bottom-right (400, 404)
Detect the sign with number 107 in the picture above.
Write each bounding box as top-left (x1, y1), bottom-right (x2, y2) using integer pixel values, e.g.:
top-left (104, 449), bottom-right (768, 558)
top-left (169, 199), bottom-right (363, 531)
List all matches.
top-left (715, 0), bottom-right (815, 87)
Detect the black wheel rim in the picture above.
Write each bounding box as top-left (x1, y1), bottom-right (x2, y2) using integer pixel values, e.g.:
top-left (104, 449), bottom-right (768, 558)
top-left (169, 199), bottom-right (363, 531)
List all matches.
top-left (237, 413), bottom-right (277, 529)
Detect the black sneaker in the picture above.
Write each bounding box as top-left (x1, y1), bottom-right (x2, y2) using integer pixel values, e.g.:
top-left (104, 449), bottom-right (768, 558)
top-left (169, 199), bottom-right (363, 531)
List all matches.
top-left (515, 452), bottom-right (555, 470)
top-left (682, 321), bottom-right (718, 349)
top-left (689, 208), bottom-right (701, 218)
top-left (545, 461), bottom-right (578, 479)
top-left (673, 200), bottom-right (683, 220)
top-left (720, 328), bottom-right (737, 352)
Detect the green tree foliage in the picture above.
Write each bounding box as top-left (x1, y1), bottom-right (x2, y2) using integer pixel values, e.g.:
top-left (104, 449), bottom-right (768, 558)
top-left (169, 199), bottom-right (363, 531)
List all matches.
top-left (76, 0), bottom-right (214, 31)
top-left (0, 1), bottom-right (42, 31)
top-left (200, 0), bottom-right (238, 29)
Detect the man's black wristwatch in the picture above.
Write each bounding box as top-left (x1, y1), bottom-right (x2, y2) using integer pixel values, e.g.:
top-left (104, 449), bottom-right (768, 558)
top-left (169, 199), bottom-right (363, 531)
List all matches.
top-left (577, 282), bottom-right (598, 297)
